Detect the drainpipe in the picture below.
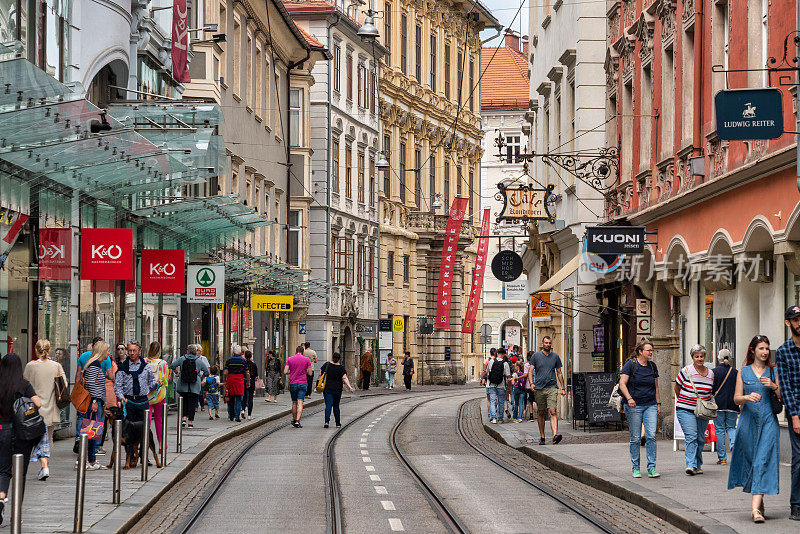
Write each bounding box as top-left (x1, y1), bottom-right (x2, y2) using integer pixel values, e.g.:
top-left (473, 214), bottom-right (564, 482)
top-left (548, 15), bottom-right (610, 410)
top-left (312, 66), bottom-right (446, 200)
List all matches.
top-left (326, 13), bottom-right (342, 292)
top-left (692, 1), bottom-right (703, 162)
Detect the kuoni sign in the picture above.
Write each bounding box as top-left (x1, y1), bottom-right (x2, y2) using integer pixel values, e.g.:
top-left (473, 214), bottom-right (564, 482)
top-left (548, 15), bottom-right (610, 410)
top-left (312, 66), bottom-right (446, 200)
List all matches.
top-left (251, 294), bottom-right (294, 312)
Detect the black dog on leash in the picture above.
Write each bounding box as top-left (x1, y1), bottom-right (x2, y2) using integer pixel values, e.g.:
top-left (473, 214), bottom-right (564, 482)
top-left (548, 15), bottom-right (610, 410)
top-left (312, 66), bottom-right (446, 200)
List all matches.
top-left (107, 417), bottom-right (162, 470)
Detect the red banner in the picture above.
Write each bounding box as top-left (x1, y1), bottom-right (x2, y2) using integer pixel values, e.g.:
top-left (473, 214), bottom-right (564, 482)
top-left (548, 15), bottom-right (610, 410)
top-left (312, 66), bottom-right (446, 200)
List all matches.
top-left (80, 228), bottom-right (134, 280)
top-left (171, 0), bottom-right (191, 83)
top-left (38, 228), bottom-right (71, 280)
top-left (435, 196), bottom-right (468, 329)
top-left (231, 307), bottom-right (239, 333)
top-left (462, 209), bottom-right (491, 333)
top-left (141, 249), bottom-right (185, 293)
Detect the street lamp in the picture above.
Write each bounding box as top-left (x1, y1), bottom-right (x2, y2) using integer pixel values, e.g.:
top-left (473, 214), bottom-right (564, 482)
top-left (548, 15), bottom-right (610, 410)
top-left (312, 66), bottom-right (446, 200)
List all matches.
top-left (357, 9), bottom-right (381, 41)
top-left (431, 194), bottom-right (443, 209)
top-left (376, 152), bottom-right (389, 169)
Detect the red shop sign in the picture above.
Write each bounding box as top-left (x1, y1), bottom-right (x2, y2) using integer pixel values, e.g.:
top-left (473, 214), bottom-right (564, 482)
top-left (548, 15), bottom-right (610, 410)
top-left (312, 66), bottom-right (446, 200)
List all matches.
top-left (141, 249), bottom-right (185, 293)
top-left (38, 228), bottom-right (71, 280)
top-left (80, 228), bottom-right (134, 280)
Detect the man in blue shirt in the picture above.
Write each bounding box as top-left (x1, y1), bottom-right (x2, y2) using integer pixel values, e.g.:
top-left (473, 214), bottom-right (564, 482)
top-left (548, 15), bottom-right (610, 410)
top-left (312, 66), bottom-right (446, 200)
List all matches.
top-left (777, 306), bottom-right (800, 521)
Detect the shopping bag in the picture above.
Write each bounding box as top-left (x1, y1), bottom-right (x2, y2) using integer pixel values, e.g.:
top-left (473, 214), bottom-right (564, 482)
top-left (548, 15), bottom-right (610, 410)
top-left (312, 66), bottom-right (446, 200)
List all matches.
top-left (254, 377), bottom-right (266, 390)
top-left (80, 412), bottom-right (104, 443)
top-left (704, 421), bottom-right (717, 443)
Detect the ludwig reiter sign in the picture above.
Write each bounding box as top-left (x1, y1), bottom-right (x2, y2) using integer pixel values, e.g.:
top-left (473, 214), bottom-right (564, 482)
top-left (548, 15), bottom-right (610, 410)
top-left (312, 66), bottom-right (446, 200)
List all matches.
top-left (586, 226), bottom-right (646, 255)
top-left (714, 88), bottom-right (784, 141)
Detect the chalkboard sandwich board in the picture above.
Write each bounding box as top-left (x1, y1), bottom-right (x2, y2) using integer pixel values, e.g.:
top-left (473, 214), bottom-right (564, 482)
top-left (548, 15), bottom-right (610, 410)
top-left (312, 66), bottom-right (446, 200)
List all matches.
top-left (585, 372), bottom-right (621, 424)
top-left (572, 373), bottom-right (587, 421)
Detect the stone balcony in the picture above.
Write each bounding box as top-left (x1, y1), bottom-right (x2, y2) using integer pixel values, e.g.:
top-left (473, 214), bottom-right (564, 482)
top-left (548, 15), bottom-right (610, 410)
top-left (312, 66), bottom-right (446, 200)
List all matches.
top-left (407, 212), bottom-right (476, 242)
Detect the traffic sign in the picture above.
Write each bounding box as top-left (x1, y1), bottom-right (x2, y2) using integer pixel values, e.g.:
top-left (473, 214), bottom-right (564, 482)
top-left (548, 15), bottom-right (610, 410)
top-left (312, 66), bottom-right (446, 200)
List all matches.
top-left (480, 323), bottom-right (492, 337)
top-left (531, 292), bottom-right (551, 321)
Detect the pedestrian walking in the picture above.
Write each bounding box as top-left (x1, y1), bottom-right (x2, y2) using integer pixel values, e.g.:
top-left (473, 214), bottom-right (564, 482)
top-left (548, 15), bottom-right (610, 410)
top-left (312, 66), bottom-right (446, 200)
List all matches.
top-left (486, 348), bottom-right (510, 424)
top-left (170, 344), bottom-right (208, 428)
top-left (197, 351), bottom-right (211, 414)
top-left (0, 353), bottom-right (45, 521)
top-left (222, 345), bottom-right (249, 422)
top-left (304, 342), bottom-right (317, 399)
top-left (728, 335), bottom-right (781, 523)
top-left (532, 337), bottom-right (566, 444)
top-left (204, 365), bottom-right (221, 419)
top-left (674, 344), bottom-right (713, 475)
top-left (360, 350), bottom-right (375, 390)
top-left (525, 351), bottom-right (536, 421)
top-left (23, 339), bottom-right (66, 481)
top-left (402, 351), bottom-right (414, 390)
top-left (510, 361), bottom-right (527, 422)
top-left (777, 306), bottom-right (800, 521)
top-left (74, 336), bottom-right (104, 452)
top-left (712, 348), bottom-right (738, 465)
top-left (386, 353), bottom-right (397, 389)
top-left (115, 341), bottom-right (157, 424)
top-left (80, 342), bottom-right (112, 470)
top-left (321, 352), bottom-right (355, 427)
top-left (100, 352), bottom-right (119, 456)
top-left (266, 351), bottom-right (282, 403)
top-left (617, 341), bottom-right (661, 479)
top-left (242, 350), bottom-right (258, 420)
top-left (146, 342), bottom-right (170, 450)
top-left (285, 345), bottom-right (312, 427)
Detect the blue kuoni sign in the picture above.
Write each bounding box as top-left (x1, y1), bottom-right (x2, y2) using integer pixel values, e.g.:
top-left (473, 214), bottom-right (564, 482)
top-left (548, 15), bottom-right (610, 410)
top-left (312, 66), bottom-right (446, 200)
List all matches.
top-left (715, 88), bottom-right (784, 141)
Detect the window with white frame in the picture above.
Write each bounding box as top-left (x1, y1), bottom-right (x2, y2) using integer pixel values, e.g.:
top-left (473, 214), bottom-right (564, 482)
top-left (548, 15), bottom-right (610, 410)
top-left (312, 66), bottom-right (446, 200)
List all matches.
top-left (288, 209), bottom-right (302, 266)
top-left (289, 88), bottom-right (302, 146)
top-left (505, 134), bottom-right (522, 163)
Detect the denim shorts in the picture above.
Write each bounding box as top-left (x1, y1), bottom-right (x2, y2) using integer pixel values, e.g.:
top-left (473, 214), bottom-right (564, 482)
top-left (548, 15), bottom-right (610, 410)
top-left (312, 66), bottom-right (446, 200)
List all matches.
top-left (289, 383), bottom-right (307, 402)
top-left (206, 393), bottom-right (219, 410)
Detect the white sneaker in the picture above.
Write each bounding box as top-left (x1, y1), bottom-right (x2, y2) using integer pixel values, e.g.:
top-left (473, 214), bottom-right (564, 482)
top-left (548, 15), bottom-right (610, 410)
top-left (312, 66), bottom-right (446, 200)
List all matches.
top-left (37, 467), bottom-right (49, 480)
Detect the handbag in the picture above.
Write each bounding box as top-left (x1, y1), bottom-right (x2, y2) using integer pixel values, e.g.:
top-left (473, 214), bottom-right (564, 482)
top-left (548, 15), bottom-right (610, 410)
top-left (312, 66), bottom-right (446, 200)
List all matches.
top-left (54, 374), bottom-right (71, 410)
top-left (70, 374), bottom-right (92, 414)
top-left (687, 371), bottom-right (718, 420)
top-left (79, 410), bottom-right (104, 443)
top-left (316, 364), bottom-right (327, 393)
top-left (769, 367), bottom-right (784, 415)
top-left (255, 377), bottom-right (266, 390)
top-left (608, 383), bottom-right (624, 411)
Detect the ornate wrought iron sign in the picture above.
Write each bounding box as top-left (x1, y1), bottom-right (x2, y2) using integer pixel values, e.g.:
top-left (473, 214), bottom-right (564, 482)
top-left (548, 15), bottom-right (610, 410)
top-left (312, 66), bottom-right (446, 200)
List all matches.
top-left (496, 183), bottom-right (556, 223)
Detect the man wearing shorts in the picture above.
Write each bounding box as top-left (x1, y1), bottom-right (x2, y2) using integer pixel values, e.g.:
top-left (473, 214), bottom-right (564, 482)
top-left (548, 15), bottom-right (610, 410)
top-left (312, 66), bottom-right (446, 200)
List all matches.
top-left (285, 346), bottom-right (312, 428)
top-left (532, 336), bottom-right (566, 444)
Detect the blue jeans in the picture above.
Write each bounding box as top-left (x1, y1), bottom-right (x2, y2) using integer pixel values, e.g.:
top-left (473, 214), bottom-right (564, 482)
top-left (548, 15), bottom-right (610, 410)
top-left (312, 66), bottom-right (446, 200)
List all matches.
top-left (324, 391), bottom-right (342, 425)
top-left (386, 372), bottom-right (395, 388)
top-left (243, 388), bottom-right (255, 416)
top-left (487, 386), bottom-right (506, 421)
top-left (227, 395), bottom-right (243, 420)
top-left (790, 424), bottom-right (800, 506)
top-left (676, 409), bottom-right (709, 469)
top-left (714, 411), bottom-right (737, 461)
top-left (625, 404), bottom-right (657, 471)
top-left (513, 388), bottom-right (526, 419)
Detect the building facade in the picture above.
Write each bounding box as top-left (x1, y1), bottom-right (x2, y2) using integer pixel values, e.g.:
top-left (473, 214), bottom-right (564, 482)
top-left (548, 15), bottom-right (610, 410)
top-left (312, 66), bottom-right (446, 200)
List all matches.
top-left (286, 1), bottom-right (385, 380)
top-left (377, 0), bottom-right (498, 384)
top-left (477, 32), bottom-right (530, 380)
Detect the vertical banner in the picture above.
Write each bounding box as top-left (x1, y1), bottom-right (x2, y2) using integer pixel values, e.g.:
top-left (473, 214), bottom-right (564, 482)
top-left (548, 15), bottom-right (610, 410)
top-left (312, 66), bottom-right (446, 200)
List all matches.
top-left (0, 210), bottom-right (28, 268)
top-left (171, 0), bottom-right (191, 83)
top-left (38, 228), bottom-right (71, 280)
top-left (462, 208), bottom-right (491, 333)
top-left (435, 196), bottom-right (468, 329)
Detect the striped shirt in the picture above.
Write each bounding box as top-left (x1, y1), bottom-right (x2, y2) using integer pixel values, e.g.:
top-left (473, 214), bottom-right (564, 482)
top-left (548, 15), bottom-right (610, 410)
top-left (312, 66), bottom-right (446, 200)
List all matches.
top-left (83, 360), bottom-right (107, 402)
top-left (675, 365), bottom-right (714, 411)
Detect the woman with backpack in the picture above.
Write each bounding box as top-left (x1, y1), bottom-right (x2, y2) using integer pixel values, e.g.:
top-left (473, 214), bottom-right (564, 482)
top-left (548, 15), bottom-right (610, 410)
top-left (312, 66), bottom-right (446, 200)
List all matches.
top-left (266, 351), bottom-right (282, 403)
top-left (147, 342), bottom-right (170, 450)
top-left (170, 344), bottom-right (209, 428)
top-left (0, 353), bottom-right (45, 523)
top-left (618, 341), bottom-right (661, 479)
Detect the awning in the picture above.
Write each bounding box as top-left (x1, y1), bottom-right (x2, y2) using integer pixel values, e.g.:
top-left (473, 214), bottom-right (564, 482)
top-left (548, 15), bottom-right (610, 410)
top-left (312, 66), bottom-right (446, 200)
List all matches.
top-left (535, 255), bottom-right (581, 293)
top-left (218, 254), bottom-right (330, 300)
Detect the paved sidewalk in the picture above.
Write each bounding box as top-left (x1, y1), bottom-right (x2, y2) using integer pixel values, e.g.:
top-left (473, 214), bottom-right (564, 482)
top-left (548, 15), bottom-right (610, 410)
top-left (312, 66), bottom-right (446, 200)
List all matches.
top-left (7, 384), bottom-right (464, 533)
top-left (484, 404), bottom-right (797, 534)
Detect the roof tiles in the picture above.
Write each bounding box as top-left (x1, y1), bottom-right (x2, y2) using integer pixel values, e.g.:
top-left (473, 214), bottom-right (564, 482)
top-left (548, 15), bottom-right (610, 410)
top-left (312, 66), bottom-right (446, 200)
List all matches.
top-left (481, 46), bottom-right (529, 111)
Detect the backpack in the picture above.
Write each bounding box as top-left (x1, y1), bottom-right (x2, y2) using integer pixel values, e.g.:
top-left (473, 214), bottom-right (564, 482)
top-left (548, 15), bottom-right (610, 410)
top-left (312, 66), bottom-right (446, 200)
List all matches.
top-left (205, 376), bottom-right (219, 393)
top-left (488, 359), bottom-right (505, 385)
top-left (181, 357), bottom-right (198, 384)
top-left (13, 395), bottom-right (46, 442)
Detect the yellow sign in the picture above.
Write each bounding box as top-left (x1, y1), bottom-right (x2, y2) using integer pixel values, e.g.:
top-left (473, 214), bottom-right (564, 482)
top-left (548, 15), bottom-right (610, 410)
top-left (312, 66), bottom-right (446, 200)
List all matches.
top-left (215, 303), bottom-right (224, 311)
top-left (531, 292), bottom-right (551, 320)
top-left (392, 317), bottom-right (405, 332)
top-left (251, 294), bottom-right (294, 312)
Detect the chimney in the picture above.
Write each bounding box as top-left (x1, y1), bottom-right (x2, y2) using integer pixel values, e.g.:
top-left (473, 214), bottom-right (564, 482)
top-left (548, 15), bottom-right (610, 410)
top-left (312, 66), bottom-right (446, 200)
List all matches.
top-left (504, 30), bottom-right (520, 52)
top-left (521, 35), bottom-right (529, 56)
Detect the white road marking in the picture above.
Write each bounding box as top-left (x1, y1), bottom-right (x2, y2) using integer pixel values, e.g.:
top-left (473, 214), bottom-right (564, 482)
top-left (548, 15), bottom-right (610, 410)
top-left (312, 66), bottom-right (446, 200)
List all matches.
top-left (362, 457), bottom-right (371, 462)
top-left (381, 501), bottom-right (396, 510)
top-left (370, 474), bottom-right (381, 481)
top-left (361, 438), bottom-right (368, 443)
top-left (374, 486), bottom-right (388, 495)
top-left (442, 455), bottom-right (453, 461)
top-left (360, 443), bottom-right (367, 448)
top-left (388, 518), bottom-right (404, 531)
top-left (365, 465), bottom-right (375, 472)
top-left (361, 450), bottom-right (369, 455)
top-left (368, 424), bottom-right (374, 428)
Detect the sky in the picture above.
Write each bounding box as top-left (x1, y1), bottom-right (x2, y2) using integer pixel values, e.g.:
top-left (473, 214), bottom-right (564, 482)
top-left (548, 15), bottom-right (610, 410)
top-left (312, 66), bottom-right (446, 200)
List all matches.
top-left (480, 0), bottom-right (529, 42)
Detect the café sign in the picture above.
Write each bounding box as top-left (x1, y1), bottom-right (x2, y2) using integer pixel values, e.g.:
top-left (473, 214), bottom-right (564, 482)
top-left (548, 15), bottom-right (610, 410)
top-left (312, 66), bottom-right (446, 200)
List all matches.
top-left (715, 88), bottom-right (784, 141)
top-left (496, 183), bottom-right (556, 223)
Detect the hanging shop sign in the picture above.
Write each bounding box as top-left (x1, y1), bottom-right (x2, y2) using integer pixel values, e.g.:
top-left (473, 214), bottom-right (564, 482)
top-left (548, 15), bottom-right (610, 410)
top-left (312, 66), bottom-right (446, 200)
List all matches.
top-left (585, 226), bottom-right (646, 255)
top-left (435, 196), bottom-right (468, 329)
top-left (392, 316), bottom-right (405, 332)
top-left (496, 183), bottom-right (556, 223)
top-left (462, 208), bottom-right (491, 333)
top-left (531, 292), bottom-right (551, 321)
top-left (141, 249), bottom-right (185, 293)
top-left (187, 265), bottom-right (225, 303)
top-left (171, 0), bottom-right (191, 83)
top-left (80, 228), bottom-right (134, 280)
top-left (38, 228), bottom-right (71, 280)
top-left (715, 88), bottom-right (783, 141)
top-left (491, 250), bottom-right (524, 282)
top-left (503, 281), bottom-right (527, 300)
top-left (251, 294), bottom-right (294, 312)
top-left (379, 318), bottom-right (393, 332)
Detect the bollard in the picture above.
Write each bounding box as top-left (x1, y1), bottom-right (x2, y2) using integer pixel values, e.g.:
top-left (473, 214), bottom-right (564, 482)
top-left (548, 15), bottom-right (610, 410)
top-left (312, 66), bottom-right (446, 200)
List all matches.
top-left (112, 419), bottom-right (122, 504)
top-left (161, 402), bottom-right (168, 466)
top-left (176, 395), bottom-right (183, 453)
top-left (10, 453), bottom-right (23, 534)
top-left (73, 434), bottom-right (88, 533)
top-left (141, 409), bottom-right (151, 481)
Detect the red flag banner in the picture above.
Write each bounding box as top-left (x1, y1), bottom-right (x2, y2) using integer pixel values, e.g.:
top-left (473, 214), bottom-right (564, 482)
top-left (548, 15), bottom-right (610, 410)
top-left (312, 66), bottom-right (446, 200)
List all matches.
top-left (39, 228), bottom-right (72, 280)
top-left (435, 196), bottom-right (469, 329)
top-left (462, 208), bottom-right (491, 333)
top-left (171, 0), bottom-right (191, 83)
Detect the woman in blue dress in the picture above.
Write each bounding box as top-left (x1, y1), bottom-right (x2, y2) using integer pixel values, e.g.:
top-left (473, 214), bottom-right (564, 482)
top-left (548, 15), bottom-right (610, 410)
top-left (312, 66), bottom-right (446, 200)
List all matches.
top-left (728, 335), bottom-right (782, 524)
